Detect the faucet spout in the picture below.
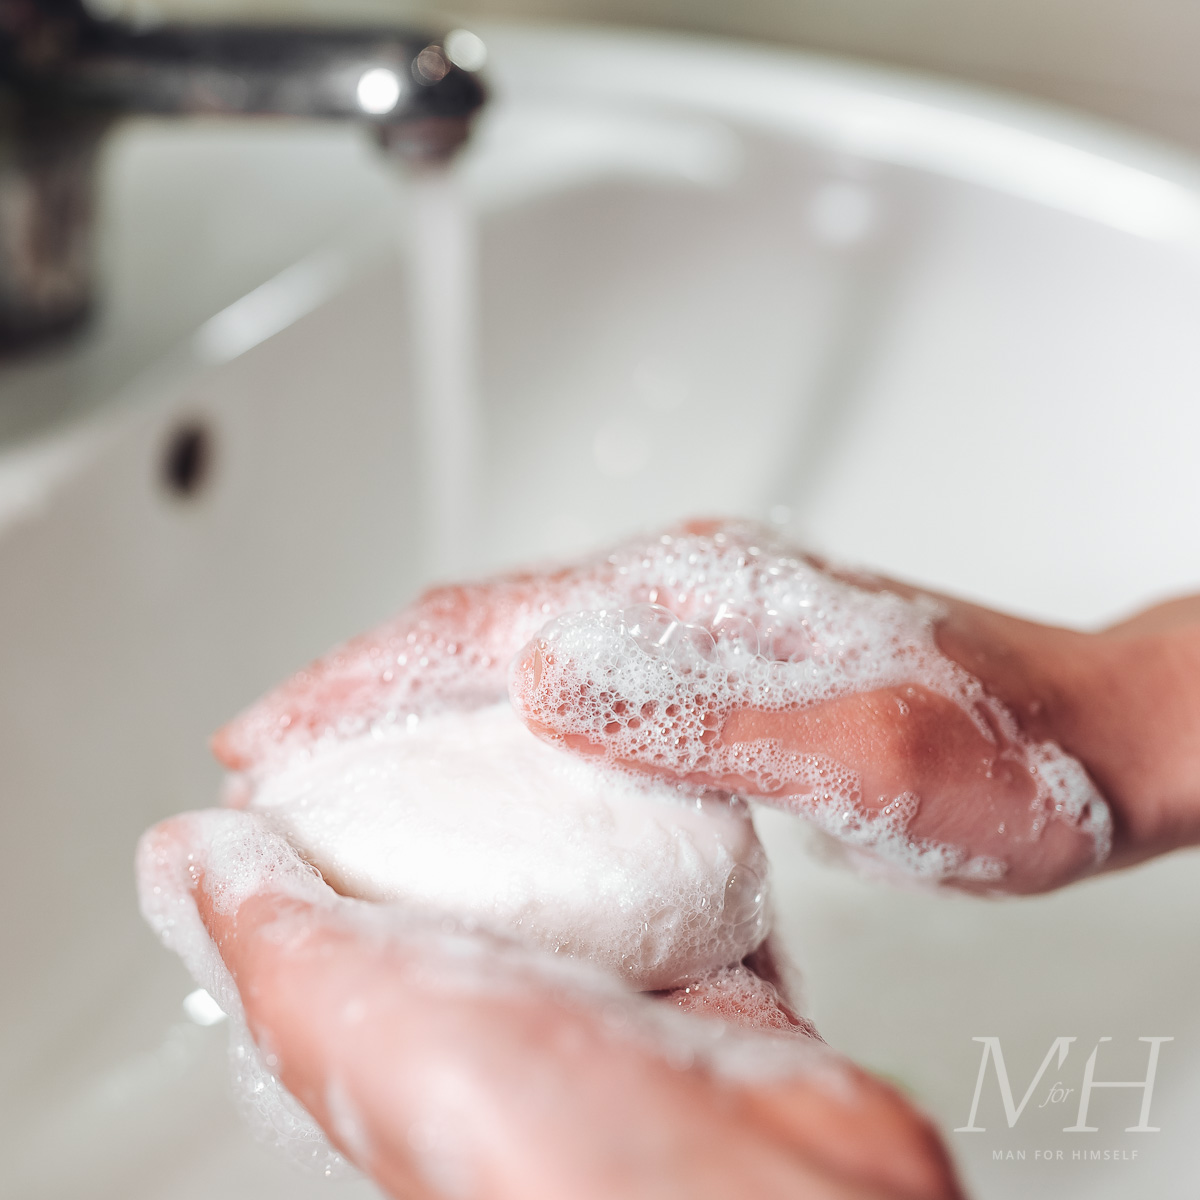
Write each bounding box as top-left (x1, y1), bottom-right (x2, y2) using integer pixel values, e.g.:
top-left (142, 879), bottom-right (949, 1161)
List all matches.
top-left (0, 0), bottom-right (487, 352)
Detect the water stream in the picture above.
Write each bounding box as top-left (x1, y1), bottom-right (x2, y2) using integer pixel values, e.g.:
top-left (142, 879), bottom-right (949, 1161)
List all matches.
top-left (404, 167), bottom-right (482, 580)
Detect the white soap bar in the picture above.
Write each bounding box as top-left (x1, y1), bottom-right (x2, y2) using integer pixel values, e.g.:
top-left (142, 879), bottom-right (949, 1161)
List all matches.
top-left (249, 702), bottom-right (769, 989)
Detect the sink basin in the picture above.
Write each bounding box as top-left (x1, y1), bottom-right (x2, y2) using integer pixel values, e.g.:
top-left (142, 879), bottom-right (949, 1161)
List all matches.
top-left (3, 23), bottom-right (1200, 1199)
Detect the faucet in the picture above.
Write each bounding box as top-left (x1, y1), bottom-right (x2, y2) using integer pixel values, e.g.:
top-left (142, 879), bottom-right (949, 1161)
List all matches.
top-left (0, 0), bottom-right (487, 352)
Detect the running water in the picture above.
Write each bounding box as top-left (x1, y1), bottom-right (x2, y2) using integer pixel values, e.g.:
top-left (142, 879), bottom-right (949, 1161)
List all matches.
top-left (404, 167), bottom-right (482, 577)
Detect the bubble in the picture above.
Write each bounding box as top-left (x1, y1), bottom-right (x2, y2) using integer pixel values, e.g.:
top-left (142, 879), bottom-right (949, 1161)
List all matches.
top-left (507, 522), bottom-right (1112, 884)
top-left (621, 603), bottom-right (680, 654)
top-left (136, 812), bottom-right (353, 1179)
top-left (721, 864), bottom-right (765, 933)
top-left (670, 624), bottom-right (718, 674)
top-left (709, 607), bottom-right (760, 659)
top-left (221, 520), bottom-right (1111, 905)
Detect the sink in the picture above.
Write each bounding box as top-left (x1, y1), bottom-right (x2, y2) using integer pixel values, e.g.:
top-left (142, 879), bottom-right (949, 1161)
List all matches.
top-left (3, 23), bottom-right (1200, 1199)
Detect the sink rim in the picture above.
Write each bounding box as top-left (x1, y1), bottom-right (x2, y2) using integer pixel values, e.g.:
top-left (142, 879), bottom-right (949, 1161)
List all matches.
top-left (5, 18), bottom-right (1200, 480)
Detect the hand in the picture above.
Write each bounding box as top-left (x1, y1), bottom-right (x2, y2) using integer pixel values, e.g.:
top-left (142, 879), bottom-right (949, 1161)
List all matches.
top-left (213, 520), bottom-right (1200, 894)
top-left (177, 518), bottom-right (1200, 1196)
top-left (139, 810), bottom-right (961, 1200)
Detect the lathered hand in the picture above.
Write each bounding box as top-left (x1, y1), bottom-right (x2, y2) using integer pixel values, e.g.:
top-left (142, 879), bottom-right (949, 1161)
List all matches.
top-left (139, 811), bottom-right (961, 1200)
top-left (217, 519), bottom-right (1200, 894)
top-left (145, 516), bottom-right (1200, 1198)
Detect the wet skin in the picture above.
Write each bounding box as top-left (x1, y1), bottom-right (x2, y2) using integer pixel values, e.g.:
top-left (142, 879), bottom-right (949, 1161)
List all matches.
top-left (144, 815), bottom-right (962, 1200)
top-left (180, 521), bottom-right (1200, 1198)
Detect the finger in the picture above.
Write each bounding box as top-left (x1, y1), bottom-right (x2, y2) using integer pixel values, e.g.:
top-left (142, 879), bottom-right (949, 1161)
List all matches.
top-left (722, 692), bottom-right (1099, 893)
top-left (139, 812), bottom-right (961, 1200)
top-left (211, 568), bottom-right (610, 777)
top-left (662, 955), bottom-right (957, 1200)
top-left (1104, 593), bottom-right (1200, 636)
top-left (510, 603), bottom-right (1109, 894)
top-left (210, 519), bottom-right (774, 779)
top-left (741, 1069), bottom-right (963, 1200)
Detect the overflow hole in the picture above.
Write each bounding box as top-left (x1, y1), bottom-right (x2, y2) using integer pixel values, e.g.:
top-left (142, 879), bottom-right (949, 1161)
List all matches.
top-left (162, 420), bottom-right (214, 499)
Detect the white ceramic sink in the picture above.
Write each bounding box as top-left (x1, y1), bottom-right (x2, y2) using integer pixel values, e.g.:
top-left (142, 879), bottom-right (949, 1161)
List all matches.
top-left (3, 24), bottom-right (1200, 1200)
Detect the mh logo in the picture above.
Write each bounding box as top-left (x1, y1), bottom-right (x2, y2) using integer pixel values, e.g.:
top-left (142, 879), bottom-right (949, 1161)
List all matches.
top-left (955, 1036), bottom-right (1173, 1134)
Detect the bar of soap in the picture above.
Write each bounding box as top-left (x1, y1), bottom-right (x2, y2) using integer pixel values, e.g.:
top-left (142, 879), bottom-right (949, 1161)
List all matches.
top-left (249, 702), bottom-right (769, 989)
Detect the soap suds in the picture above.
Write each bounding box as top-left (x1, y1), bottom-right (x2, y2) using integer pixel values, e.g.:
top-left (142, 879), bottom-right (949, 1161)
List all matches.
top-left (140, 518), bottom-right (1112, 1176)
top-left (136, 810), bottom-right (830, 1177)
top-left (667, 964), bottom-right (820, 1039)
top-left (508, 524), bottom-right (1112, 883)
top-left (218, 521), bottom-right (1110, 886)
top-left (137, 812), bottom-right (352, 1179)
top-left (249, 702), bottom-right (770, 990)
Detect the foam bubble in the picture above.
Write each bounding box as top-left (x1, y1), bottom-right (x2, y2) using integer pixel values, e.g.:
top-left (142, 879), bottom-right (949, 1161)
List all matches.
top-left (156, 519), bottom-right (1113, 1174)
top-left (508, 523), bottom-right (1112, 884)
top-left (136, 810), bottom-right (830, 1178)
top-left (248, 703), bottom-right (771, 990)
top-left (668, 964), bottom-right (820, 1039)
top-left (136, 812), bottom-right (352, 1179)
top-left (220, 520), bottom-right (1109, 888)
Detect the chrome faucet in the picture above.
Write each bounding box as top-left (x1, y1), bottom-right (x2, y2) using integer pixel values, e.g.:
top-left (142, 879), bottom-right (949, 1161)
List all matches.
top-left (0, 0), bottom-right (487, 352)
